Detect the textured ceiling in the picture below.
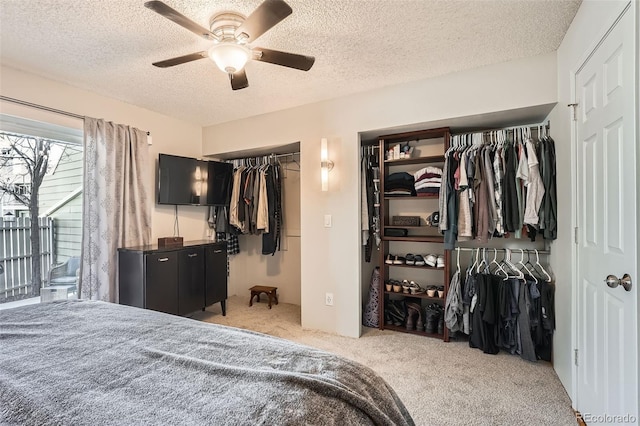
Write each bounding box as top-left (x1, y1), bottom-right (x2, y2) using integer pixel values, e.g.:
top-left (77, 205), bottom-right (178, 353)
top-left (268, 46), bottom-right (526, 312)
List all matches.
top-left (0, 0), bottom-right (580, 127)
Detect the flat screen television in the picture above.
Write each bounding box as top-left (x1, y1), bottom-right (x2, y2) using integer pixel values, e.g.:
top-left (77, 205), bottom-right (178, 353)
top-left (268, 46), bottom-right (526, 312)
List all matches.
top-left (157, 154), bottom-right (233, 206)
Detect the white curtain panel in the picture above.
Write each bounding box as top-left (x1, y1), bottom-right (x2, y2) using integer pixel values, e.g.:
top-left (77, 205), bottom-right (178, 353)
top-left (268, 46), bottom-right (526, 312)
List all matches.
top-left (80, 118), bottom-right (151, 302)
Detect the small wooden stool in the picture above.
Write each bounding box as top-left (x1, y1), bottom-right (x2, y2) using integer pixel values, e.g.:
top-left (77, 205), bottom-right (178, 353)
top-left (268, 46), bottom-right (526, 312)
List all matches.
top-left (249, 285), bottom-right (279, 309)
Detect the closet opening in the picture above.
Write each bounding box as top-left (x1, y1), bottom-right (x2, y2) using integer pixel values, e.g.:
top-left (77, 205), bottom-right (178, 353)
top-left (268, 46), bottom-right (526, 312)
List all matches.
top-left (358, 104), bottom-right (557, 358)
top-left (208, 142), bottom-right (301, 321)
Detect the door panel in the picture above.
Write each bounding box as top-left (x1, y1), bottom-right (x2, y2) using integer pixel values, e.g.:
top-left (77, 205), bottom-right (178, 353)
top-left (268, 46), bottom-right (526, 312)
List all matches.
top-left (575, 6), bottom-right (637, 423)
top-left (178, 248), bottom-right (204, 315)
top-left (205, 245), bottom-right (227, 306)
top-left (604, 120), bottom-right (624, 253)
top-left (581, 278), bottom-right (599, 387)
top-left (145, 252), bottom-right (179, 315)
top-left (582, 134), bottom-right (598, 246)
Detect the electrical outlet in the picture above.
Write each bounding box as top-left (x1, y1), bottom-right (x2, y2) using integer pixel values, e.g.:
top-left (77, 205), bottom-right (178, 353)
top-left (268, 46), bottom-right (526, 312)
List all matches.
top-left (325, 292), bottom-right (334, 306)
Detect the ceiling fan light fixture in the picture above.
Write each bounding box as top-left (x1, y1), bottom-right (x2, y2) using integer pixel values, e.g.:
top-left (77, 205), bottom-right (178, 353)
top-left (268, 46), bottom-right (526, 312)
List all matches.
top-left (208, 43), bottom-right (250, 74)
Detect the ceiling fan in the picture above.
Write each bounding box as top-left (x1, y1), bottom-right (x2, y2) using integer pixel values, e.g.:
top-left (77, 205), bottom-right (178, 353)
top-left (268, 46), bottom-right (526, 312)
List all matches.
top-left (145, 0), bottom-right (315, 90)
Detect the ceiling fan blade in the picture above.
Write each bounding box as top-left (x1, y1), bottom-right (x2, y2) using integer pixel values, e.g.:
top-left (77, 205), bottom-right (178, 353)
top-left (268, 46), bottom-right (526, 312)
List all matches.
top-left (235, 0), bottom-right (292, 43)
top-left (253, 48), bottom-right (315, 71)
top-left (229, 69), bottom-right (249, 90)
top-left (152, 51), bottom-right (208, 68)
top-left (145, 1), bottom-right (216, 40)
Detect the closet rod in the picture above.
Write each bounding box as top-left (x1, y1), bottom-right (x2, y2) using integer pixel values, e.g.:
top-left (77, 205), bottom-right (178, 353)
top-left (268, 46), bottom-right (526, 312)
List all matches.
top-left (1, 95), bottom-right (85, 120)
top-left (227, 151), bottom-right (299, 161)
top-left (452, 120), bottom-right (550, 137)
top-left (455, 247), bottom-right (550, 255)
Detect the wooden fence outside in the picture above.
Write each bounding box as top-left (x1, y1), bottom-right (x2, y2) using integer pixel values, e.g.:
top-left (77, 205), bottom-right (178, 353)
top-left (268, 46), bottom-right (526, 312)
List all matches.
top-left (0, 217), bottom-right (54, 298)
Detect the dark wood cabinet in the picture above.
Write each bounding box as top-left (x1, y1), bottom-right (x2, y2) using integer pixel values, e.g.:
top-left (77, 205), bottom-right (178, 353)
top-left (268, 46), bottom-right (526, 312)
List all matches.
top-left (378, 127), bottom-right (451, 342)
top-left (178, 247), bottom-right (205, 316)
top-left (118, 240), bottom-right (227, 317)
top-left (205, 245), bottom-right (227, 314)
top-left (146, 251), bottom-right (179, 315)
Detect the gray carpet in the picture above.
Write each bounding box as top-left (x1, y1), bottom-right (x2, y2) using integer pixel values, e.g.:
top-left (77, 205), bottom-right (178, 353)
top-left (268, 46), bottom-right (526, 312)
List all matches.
top-left (194, 296), bottom-right (576, 426)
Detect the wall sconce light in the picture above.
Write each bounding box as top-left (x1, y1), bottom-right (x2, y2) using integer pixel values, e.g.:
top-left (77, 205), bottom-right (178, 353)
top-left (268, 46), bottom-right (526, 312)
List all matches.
top-left (320, 138), bottom-right (334, 191)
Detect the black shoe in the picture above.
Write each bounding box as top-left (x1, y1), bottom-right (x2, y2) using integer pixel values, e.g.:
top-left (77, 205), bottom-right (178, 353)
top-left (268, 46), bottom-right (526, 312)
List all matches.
top-left (388, 302), bottom-right (405, 326)
top-left (424, 303), bottom-right (442, 334)
top-left (384, 310), bottom-right (393, 325)
top-left (407, 302), bottom-right (423, 331)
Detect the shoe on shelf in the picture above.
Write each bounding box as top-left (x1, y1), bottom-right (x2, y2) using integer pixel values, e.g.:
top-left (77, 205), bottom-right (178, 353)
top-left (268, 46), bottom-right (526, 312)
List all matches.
top-left (425, 254), bottom-right (437, 267)
top-left (402, 280), bottom-right (411, 294)
top-left (424, 303), bottom-right (441, 334)
top-left (409, 281), bottom-right (424, 295)
top-left (388, 300), bottom-right (406, 326)
top-left (406, 302), bottom-right (423, 331)
top-left (436, 255), bottom-right (445, 268)
top-left (384, 310), bottom-right (393, 325)
top-left (426, 285), bottom-right (437, 298)
top-left (392, 280), bottom-right (402, 293)
top-left (385, 254), bottom-right (394, 265)
top-left (437, 285), bottom-right (445, 298)
top-left (385, 280), bottom-right (392, 292)
top-left (393, 256), bottom-right (405, 265)
top-left (405, 254), bottom-right (415, 265)
top-left (414, 255), bottom-right (426, 266)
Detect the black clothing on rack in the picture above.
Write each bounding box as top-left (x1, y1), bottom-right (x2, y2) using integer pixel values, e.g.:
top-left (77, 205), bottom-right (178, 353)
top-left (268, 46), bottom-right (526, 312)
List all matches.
top-left (262, 163), bottom-right (282, 255)
top-left (362, 149), bottom-right (380, 263)
top-left (503, 145), bottom-right (519, 233)
top-left (462, 269), bottom-right (555, 361)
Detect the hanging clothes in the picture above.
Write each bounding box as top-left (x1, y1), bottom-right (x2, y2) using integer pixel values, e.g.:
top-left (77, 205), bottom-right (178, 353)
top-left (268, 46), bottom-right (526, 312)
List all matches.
top-left (445, 270), bottom-right (463, 333)
top-left (361, 147), bottom-right (381, 262)
top-left (208, 205), bottom-right (240, 256)
top-left (457, 253), bottom-right (555, 362)
top-left (539, 136), bottom-right (558, 240)
top-left (226, 156), bottom-right (286, 256)
top-left (439, 125), bottom-right (557, 244)
top-left (262, 162), bottom-right (282, 255)
top-left (502, 144), bottom-right (519, 233)
top-left (229, 166), bottom-right (244, 230)
top-left (523, 138), bottom-right (545, 226)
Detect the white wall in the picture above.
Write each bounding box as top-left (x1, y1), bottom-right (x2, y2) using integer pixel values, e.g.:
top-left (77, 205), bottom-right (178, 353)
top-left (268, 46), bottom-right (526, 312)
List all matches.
top-left (203, 52), bottom-right (557, 338)
top-left (547, 0), bottom-right (633, 405)
top-left (0, 65), bottom-right (207, 242)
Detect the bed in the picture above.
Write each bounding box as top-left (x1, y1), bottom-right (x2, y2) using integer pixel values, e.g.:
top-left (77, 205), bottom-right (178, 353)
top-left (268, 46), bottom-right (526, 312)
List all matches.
top-left (0, 300), bottom-right (414, 425)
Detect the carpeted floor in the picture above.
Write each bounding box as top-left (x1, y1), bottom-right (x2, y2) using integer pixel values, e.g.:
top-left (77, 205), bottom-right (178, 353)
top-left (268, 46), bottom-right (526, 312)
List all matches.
top-left (193, 296), bottom-right (576, 426)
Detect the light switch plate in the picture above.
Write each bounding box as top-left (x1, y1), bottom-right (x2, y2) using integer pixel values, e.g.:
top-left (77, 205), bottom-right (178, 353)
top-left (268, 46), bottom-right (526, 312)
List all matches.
top-left (324, 214), bottom-right (332, 227)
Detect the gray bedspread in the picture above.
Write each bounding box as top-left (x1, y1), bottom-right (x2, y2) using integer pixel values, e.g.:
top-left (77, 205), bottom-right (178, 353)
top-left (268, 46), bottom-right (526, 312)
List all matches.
top-left (0, 300), bottom-right (414, 426)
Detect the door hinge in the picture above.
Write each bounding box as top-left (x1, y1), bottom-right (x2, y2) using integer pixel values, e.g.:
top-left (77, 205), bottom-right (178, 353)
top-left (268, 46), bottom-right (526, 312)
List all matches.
top-left (574, 227), bottom-right (579, 244)
top-left (574, 349), bottom-right (579, 366)
top-left (568, 103), bottom-right (578, 121)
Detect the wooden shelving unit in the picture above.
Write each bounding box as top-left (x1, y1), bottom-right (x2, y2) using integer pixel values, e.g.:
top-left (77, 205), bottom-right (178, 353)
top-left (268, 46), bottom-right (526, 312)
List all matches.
top-left (378, 127), bottom-right (451, 342)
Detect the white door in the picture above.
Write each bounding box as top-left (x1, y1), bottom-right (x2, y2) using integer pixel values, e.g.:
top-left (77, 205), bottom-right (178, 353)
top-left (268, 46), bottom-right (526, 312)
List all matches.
top-left (575, 5), bottom-right (638, 425)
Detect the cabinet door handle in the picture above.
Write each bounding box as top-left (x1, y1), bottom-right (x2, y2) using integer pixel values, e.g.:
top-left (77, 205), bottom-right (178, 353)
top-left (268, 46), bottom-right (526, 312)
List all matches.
top-left (188, 253), bottom-right (198, 258)
top-left (213, 250), bottom-right (222, 253)
top-left (158, 257), bottom-right (169, 262)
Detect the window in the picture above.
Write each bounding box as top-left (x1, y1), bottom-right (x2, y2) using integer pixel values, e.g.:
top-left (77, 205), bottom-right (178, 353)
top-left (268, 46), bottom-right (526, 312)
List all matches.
top-left (0, 114), bottom-right (83, 306)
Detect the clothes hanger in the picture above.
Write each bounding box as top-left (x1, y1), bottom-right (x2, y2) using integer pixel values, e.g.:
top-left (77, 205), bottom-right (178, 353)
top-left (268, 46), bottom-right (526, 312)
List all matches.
top-left (534, 249), bottom-right (552, 282)
top-left (488, 248), bottom-right (509, 278)
top-left (467, 248), bottom-right (477, 277)
top-left (456, 247), bottom-right (461, 274)
top-left (504, 249), bottom-right (524, 279)
top-left (476, 248), bottom-right (487, 274)
top-left (517, 249), bottom-right (537, 283)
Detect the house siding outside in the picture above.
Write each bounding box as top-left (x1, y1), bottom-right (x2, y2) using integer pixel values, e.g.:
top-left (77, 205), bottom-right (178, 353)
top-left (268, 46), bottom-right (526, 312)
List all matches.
top-left (39, 146), bottom-right (82, 263)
